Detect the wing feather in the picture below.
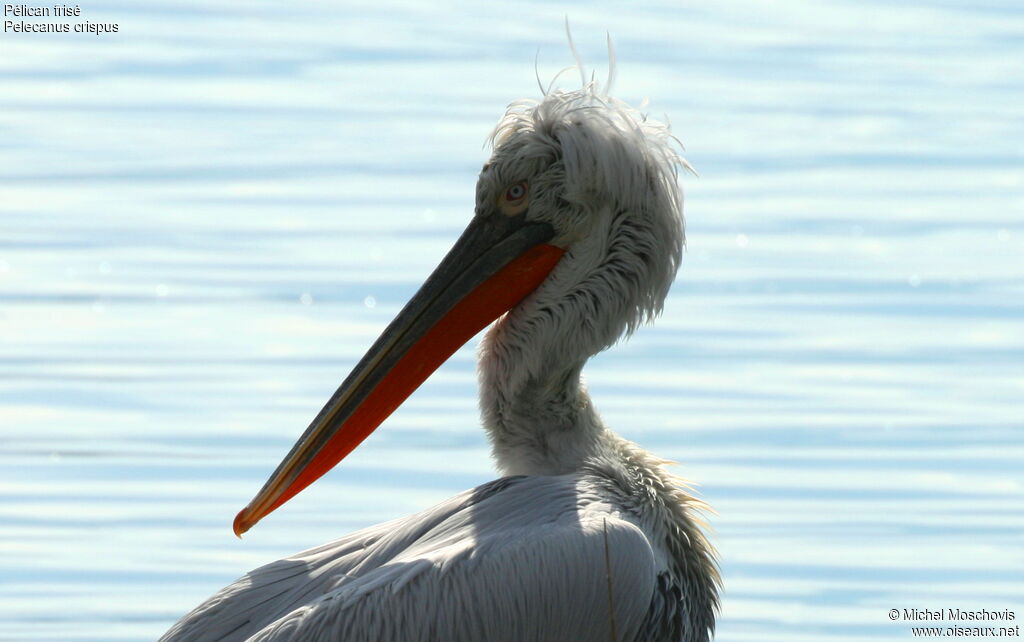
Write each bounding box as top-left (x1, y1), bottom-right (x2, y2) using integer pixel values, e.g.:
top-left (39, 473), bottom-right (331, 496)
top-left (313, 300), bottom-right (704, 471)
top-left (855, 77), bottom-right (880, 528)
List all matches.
top-left (163, 475), bottom-right (658, 642)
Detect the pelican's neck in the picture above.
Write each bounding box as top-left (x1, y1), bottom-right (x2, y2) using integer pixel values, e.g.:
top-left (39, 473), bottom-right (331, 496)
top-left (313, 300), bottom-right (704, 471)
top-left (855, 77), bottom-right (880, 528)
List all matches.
top-left (476, 201), bottom-right (673, 476)
top-left (476, 213), bottom-right (630, 476)
top-left (478, 339), bottom-right (606, 476)
top-left (477, 232), bottom-right (617, 476)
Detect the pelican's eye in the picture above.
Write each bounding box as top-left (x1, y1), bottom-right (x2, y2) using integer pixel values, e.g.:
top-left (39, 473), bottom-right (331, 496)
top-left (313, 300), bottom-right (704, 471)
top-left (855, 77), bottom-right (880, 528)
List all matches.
top-left (498, 181), bottom-right (529, 216)
top-left (505, 183), bottom-right (527, 201)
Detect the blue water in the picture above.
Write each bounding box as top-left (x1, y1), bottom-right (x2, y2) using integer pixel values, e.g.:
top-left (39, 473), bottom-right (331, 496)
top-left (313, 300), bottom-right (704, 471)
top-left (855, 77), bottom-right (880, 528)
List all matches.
top-left (1, 1), bottom-right (1022, 640)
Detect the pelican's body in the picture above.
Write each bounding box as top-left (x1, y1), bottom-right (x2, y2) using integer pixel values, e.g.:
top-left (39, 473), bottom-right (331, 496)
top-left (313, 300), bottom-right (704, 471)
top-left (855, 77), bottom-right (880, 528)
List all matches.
top-left (164, 71), bottom-right (718, 642)
top-left (165, 461), bottom-right (713, 641)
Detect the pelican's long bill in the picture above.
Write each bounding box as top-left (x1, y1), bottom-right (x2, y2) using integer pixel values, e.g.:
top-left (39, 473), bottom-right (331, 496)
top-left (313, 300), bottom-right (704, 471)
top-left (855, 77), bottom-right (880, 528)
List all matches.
top-left (233, 213), bottom-right (565, 535)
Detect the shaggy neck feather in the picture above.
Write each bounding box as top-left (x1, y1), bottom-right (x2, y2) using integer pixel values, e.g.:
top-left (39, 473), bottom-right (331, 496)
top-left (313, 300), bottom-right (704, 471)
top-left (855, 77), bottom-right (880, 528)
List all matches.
top-left (477, 227), bottom-right (619, 477)
top-left (479, 345), bottom-right (607, 477)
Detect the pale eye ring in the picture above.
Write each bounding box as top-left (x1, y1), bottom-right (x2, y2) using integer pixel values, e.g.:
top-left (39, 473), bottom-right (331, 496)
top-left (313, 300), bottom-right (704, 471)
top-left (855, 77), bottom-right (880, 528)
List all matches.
top-left (505, 182), bottom-right (527, 201)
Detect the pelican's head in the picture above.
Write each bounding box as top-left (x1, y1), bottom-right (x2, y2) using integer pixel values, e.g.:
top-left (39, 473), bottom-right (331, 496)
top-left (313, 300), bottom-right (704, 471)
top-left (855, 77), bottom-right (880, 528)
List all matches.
top-left (482, 89), bottom-right (685, 267)
top-left (232, 83), bottom-right (689, 535)
top-left (475, 87), bottom-right (687, 391)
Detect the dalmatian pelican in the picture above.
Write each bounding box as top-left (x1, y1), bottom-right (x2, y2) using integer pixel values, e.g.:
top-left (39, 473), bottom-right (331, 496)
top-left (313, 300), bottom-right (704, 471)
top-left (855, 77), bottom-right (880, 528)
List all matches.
top-left (162, 57), bottom-right (720, 642)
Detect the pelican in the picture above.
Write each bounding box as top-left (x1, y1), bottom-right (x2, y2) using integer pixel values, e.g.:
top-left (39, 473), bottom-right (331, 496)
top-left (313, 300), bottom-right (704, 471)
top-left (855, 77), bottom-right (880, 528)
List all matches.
top-left (163, 63), bottom-right (719, 642)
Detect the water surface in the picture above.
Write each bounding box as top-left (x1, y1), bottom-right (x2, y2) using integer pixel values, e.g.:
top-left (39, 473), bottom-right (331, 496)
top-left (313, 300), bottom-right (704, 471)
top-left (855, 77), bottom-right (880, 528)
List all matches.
top-left (1, 1), bottom-right (1022, 640)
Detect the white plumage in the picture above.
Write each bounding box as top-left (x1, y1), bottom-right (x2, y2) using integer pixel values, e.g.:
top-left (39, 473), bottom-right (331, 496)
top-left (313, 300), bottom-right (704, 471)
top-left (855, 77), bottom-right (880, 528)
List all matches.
top-left (163, 67), bottom-right (719, 642)
top-left (167, 477), bottom-right (670, 641)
